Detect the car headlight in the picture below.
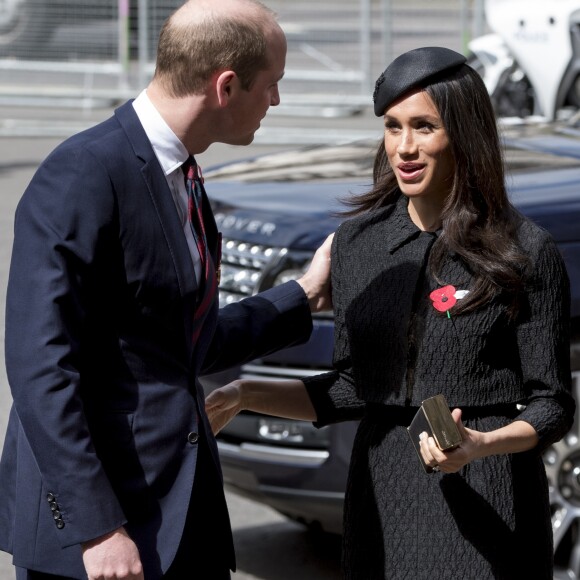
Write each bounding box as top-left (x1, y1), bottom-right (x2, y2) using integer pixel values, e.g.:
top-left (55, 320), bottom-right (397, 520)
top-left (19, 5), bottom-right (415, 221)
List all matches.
top-left (272, 262), bottom-right (334, 320)
top-left (217, 237), bottom-right (333, 318)
top-left (272, 267), bottom-right (308, 287)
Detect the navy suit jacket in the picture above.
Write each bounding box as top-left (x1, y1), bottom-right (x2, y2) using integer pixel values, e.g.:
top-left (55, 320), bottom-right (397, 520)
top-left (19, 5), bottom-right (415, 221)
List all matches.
top-left (0, 102), bottom-right (313, 578)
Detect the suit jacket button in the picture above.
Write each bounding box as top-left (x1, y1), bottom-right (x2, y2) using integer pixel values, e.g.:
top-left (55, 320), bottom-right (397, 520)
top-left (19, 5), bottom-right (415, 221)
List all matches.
top-left (53, 510), bottom-right (62, 519)
top-left (50, 502), bottom-right (59, 511)
top-left (55, 519), bottom-right (65, 529)
top-left (187, 432), bottom-right (199, 444)
top-left (46, 493), bottom-right (56, 502)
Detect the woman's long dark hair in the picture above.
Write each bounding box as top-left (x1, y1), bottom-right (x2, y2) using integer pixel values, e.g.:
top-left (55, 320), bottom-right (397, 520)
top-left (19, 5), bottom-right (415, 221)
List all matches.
top-left (342, 65), bottom-right (529, 317)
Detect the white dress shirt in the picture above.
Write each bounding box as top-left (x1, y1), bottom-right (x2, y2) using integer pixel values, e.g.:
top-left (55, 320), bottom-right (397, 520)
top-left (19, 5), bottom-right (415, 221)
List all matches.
top-left (132, 89), bottom-right (202, 283)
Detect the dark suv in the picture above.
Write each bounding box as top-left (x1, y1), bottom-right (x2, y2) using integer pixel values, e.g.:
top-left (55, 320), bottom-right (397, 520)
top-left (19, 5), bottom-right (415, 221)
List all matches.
top-left (200, 122), bottom-right (580, 576)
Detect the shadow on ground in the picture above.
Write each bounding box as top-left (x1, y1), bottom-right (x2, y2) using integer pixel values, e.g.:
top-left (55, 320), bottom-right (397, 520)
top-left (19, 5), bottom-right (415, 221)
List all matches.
top-left (233, 522), bottom-right (341, 579)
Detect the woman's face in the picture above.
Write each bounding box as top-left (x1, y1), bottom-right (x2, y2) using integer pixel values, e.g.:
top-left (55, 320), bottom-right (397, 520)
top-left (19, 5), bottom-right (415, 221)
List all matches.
top-left (383, 89), bottom-right (455, 204)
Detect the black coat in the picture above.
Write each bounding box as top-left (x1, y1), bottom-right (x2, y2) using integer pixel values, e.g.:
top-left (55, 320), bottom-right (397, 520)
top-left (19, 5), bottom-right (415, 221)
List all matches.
top-left (305, 194), bottom-right (574, 579)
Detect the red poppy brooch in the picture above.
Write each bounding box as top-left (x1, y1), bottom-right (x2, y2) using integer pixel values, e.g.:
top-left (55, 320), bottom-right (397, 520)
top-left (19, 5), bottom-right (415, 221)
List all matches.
top-left (429, 285), bottom-right (469, 317)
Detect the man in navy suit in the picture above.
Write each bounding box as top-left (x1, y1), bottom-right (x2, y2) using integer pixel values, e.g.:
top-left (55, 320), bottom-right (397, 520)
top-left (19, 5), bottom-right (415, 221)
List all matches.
top-left (0, 1), bottom-right (333, 578)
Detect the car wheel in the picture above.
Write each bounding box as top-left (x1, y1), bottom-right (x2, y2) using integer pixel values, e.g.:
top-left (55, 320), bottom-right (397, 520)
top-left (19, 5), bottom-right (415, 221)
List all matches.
top-left (0, 0), bottom-right (48, 57)
top-left (546, 339), bottom-right (580, 579)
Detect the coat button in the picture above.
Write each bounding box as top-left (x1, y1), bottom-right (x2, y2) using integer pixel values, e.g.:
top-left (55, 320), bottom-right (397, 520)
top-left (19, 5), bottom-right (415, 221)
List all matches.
top-left (55, 518), bottom-right (65, 529)
top-left (187, 432), bottom-right (199, 444)
top-left (53, 510), bottom-right (62, 519)
top-left (50, 501), bottom-right (58, 511)
top-left (46, 493), bottom-right (55, 502)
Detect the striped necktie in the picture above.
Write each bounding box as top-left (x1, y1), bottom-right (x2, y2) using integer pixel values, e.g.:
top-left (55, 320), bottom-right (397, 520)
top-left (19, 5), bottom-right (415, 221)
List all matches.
top-left (182, 156), bottom-right (209, 282)
top-left (182, 156), bottom-right (218, 343)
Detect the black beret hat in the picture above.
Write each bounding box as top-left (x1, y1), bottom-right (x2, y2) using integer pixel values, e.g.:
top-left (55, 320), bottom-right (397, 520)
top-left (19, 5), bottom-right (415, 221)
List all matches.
top-left (373, 46), bottom-right (467, 116)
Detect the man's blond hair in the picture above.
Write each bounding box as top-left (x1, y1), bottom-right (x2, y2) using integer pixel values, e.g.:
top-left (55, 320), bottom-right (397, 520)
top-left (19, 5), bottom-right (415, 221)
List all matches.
top-left (154, 0), bottom-right (278, 96)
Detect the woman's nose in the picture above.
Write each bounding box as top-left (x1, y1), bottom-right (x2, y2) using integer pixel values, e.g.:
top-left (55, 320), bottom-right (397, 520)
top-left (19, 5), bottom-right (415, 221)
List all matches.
top-left (397, 129), bottom-right (416, 155)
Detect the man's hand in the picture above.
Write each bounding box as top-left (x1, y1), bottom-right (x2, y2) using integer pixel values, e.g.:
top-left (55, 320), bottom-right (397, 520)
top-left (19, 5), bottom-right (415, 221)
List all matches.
top-left (82, 527), bottom-right (144, 580)
top-left (296, 233), bottom-right (334, 312)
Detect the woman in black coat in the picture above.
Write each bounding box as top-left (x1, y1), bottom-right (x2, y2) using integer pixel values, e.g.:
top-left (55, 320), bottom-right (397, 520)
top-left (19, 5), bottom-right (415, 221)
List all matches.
top-left (206, 47), bottom-right (575, 579)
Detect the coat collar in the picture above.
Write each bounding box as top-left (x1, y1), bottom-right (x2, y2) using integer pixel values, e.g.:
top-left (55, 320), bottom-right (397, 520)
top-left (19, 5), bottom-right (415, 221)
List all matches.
top-left (381, 193), bottom-right (440, 254)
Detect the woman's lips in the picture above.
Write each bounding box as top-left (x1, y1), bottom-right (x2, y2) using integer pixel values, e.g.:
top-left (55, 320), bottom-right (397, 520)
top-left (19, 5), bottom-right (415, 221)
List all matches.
top-left (397, 162), bottom-right (425, 181)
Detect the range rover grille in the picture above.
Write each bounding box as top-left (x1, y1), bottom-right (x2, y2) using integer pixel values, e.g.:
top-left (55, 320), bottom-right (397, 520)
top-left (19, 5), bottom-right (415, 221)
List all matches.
top-left (218, 237), bottom-right (287, 307)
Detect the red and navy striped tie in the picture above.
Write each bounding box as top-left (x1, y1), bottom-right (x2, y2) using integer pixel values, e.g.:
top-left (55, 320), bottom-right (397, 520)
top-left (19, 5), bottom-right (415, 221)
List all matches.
top-left (183, 156), bottom-right (218, 343)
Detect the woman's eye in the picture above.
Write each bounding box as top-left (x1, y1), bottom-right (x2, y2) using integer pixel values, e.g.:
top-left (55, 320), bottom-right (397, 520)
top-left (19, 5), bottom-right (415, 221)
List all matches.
top-left (417, 122), bottom-right (434, 132)
top-left (385, 123), bottom-right (400, 132)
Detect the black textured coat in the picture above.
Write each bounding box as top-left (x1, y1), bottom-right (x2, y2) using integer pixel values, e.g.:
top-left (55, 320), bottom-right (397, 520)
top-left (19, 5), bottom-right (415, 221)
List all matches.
top-left (304, 194), bottom-right (574, 579)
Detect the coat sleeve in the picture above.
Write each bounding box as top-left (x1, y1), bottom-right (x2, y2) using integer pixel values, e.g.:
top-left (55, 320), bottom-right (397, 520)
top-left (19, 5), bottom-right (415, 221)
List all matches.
top-left (514, 230), bottom-right (575, 453)
top-left (302, 229), bottom-right (366, 427)
top-left (5, 145), bottom-right (127, 548)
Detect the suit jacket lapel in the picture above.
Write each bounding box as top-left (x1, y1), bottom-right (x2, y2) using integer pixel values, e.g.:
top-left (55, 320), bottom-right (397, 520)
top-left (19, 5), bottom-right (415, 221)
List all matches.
top-left (114, 102), bottom-right (198, 357)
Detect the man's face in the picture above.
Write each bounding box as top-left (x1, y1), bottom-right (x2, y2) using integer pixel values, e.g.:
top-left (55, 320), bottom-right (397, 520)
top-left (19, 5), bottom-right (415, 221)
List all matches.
top-left (226, 26), bottom-right (287, 146)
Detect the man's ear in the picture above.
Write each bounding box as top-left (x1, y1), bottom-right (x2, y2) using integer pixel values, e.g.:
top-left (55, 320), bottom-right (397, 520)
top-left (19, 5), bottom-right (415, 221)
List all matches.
top-left (215, 70), bottom-right (238, 108)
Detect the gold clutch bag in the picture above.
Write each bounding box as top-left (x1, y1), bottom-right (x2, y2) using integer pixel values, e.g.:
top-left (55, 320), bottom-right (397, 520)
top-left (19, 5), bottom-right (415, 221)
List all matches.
top-left (407, 394), bottom-right (462, 473)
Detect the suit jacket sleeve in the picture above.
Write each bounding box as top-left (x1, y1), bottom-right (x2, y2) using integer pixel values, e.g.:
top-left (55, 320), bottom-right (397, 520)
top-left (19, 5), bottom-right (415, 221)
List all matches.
top-left (200, 280), bottom-right (313, 375)
top-left (5, 145), bottom-right (127, 548)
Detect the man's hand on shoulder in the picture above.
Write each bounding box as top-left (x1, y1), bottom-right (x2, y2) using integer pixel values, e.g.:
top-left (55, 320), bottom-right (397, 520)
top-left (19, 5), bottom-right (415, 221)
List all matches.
top-left (296, 233), bottom-right (334, 313)
top-left (82, 526), bottom-right (144, 580)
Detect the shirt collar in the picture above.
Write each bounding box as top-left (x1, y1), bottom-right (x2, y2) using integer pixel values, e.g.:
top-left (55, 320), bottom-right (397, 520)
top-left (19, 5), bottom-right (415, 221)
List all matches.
top-left (132, 89), bottom-right (189, 176)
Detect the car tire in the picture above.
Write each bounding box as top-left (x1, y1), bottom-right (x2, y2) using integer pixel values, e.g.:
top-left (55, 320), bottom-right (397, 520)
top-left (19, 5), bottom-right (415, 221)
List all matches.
top-left (547, 336), bottom-right (580, 579)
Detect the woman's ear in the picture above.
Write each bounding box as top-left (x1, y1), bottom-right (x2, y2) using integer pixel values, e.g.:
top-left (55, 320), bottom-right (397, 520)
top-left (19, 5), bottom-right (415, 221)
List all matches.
top-left (215, 70), bottom-right (238, 108)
